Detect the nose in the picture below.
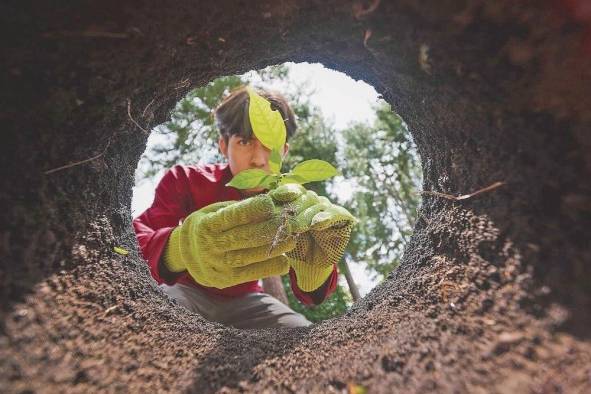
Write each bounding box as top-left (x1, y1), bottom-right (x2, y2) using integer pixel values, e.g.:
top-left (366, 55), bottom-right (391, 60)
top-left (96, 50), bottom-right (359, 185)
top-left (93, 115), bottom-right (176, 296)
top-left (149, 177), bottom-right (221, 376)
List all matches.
top-left (250, 140), bottom-right (271, 169)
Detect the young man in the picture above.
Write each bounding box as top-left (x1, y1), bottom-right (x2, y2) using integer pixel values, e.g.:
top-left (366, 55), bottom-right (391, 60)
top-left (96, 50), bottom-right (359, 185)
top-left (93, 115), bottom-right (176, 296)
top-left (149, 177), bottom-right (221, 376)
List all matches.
top-left (133, 85), bottom-right (353, 329)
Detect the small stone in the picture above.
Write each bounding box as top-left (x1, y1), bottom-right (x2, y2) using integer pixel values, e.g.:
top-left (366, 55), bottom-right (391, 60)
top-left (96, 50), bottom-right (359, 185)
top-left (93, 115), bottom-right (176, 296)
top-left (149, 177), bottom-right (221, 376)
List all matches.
top-left (489, 332), bottom-right (525, 355)
top-left (523, 345), bottom-right (536, 360)
top-left (381, 356), bottom-right (404, 373)
top-left (480, 298), bottom-right (494, 312)
top-left (498, 332), bottom-right (524, 344)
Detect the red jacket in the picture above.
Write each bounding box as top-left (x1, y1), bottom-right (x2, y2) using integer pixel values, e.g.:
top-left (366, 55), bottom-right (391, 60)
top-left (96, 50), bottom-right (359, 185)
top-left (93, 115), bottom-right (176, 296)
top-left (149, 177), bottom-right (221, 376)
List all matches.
top-left (133, 163), bottom-right (338, 305)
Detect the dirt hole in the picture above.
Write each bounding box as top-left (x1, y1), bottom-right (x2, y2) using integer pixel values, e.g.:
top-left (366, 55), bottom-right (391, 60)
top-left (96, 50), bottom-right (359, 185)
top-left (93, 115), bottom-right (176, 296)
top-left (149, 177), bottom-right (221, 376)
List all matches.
top-left (3, 2), bottom-right (590, 392)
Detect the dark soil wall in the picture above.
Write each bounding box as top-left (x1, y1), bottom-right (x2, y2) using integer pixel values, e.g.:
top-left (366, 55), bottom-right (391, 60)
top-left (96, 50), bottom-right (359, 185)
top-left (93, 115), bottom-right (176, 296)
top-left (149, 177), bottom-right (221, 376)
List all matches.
top-left (1, 0), bottom-right (590, 392)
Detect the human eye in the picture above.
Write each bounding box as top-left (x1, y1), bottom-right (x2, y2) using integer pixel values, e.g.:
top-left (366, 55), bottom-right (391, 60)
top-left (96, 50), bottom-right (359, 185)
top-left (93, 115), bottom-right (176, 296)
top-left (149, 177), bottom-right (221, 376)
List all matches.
top-left (237, 138), bottom-right (251, 146)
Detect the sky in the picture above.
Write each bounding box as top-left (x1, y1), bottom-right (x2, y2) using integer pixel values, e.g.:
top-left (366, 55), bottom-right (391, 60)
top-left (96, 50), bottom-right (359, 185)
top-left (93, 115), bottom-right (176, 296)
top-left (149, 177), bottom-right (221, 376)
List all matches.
top-left (131, 62), bottom-right (385, 297)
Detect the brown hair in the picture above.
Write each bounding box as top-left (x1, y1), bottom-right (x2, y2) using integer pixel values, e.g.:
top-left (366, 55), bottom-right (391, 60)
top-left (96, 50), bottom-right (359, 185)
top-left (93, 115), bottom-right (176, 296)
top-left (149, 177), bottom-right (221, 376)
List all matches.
top-left (213, 85), bottom-right (297, 142)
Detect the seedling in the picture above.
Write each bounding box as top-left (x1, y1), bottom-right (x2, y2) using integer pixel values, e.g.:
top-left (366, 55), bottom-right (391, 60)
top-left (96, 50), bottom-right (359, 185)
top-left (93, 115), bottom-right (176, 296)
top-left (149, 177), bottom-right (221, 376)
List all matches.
top-left (226, 86), bottom-right (339, 191)
top-left (224, 86), bottom-right (340, 255)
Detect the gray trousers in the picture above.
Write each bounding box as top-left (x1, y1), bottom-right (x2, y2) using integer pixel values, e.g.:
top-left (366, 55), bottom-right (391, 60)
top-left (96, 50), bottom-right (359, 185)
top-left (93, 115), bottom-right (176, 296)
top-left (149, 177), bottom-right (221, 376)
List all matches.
top-left (160, 283), bottom-right (312, 329)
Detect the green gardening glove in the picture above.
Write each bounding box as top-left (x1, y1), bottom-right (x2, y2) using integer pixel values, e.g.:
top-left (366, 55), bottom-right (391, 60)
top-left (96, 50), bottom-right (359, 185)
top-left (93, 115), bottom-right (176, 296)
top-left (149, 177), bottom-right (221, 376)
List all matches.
top-left (163, 194), bottom-right (296, 289)
top-left (269, 185), bottom-right (356, 292)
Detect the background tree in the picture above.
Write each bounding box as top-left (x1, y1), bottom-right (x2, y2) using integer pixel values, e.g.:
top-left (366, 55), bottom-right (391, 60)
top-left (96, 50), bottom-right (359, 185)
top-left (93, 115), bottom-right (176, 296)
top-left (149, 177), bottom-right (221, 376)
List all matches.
top-left (136, 75), bottom-right (243, 180)
top-left (339, 102), bottom-right (422, 279)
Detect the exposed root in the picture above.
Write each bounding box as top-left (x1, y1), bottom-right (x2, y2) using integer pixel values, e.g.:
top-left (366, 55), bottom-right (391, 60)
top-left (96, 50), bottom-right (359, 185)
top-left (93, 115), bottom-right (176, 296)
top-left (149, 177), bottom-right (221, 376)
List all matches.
top-left (44, 137), bottom-right (113, 175)
top-left (420, 181), bottom-right (505, 201)
top-left (127, 98), bottom-right (149, 134)
top-left (268, 203), bottom-right (297, 256)
top-left (363, 29), bottom-right (372, 48)
top-left (419, 43), bottom-right (432, 75)
top-left (142, 97), bottom-right (156, 117)
top-left (42, 30), bottom-right (129, 39)
top-left (352, 0), bottom-right (381, 20)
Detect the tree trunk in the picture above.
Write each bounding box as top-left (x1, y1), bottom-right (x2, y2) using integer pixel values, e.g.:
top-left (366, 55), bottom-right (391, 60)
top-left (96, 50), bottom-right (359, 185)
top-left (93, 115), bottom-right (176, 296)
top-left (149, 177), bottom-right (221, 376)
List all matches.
top-left (341, 258), bottom-right (361, 302)
top-left (262, 276), bottom-right (289, 305)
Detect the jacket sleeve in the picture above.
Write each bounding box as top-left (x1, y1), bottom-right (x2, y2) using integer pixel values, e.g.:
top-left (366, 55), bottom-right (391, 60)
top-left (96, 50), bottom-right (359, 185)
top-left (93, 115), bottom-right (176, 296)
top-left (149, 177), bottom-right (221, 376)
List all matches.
top-left (132, 166), bottom-right (193, 285)
top-left (288, 264), bottom-right (338, 306)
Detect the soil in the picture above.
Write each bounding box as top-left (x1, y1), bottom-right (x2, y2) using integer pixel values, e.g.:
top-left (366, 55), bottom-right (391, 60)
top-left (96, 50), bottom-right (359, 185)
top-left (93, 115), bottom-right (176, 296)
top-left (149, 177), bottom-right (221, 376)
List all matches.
top-left (1, 0), bottom-right (590, 393)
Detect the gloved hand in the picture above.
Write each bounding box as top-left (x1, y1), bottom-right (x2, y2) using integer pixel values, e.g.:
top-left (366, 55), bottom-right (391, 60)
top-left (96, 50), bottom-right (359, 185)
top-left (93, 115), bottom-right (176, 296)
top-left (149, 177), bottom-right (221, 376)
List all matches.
top-left (163, 194), bottom-right (296, 289)
top-left (269, 185), bottom-right (356, 292)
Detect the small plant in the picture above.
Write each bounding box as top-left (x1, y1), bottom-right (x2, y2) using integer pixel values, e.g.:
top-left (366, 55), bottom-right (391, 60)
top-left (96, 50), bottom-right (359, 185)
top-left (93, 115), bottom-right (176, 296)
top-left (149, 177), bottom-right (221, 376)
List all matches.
top-left (225, 86), bottom-right (342, 256)
top-left (226, 86), bottom-right (338, 191)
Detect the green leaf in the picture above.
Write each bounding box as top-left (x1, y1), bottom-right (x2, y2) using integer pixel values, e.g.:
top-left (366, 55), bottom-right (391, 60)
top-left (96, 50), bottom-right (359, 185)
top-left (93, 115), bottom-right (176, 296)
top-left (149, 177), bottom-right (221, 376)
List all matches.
top-left (113, 246), bottom-right (129, 256)
top-left (291, 159), bottom-right (338, 183)
top-left (259, 174), bottom-right (280, 189)
top-left (247, 86), bottom-right (286, 150)
top-left (348, 383), bottom-right (367, 394)
top-left (226, 169), bottom-right (269, 189)
top-left (278, 173), bottom-right (307, 185)
top-left (269, 148), bottom-right (282, 174)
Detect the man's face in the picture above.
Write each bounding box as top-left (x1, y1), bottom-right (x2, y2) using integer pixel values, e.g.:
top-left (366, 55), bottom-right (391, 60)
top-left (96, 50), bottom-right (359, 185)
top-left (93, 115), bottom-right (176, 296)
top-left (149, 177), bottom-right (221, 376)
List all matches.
top-left (219, 134), bottom-right (289, 197)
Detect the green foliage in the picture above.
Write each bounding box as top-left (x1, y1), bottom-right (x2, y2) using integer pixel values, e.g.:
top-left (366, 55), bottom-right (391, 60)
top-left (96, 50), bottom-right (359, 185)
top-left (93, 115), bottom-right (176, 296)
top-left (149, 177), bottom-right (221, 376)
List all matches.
top-left (228, 86), bottom-right (338, 190)
top-left (226, 159), bottom-right (338, 190)
top-left (286, 159), bottom-right (338, 183)
top-left (137, 75), bottom-right (244, 181)
top-left (246, 86), bottom-right (286, 152)
top-left (340, 101), bottom-right (421, 278)
top-left (269, 148), bottom-right (282, 174)
top-left (282, 110), bottom-right (338, 197)
top-left (281, 274), bottom-right (352, 323)
top-left (225, 169), bottom-right (270, 189)
top-left (113, 246), bottom-right (129, 256)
